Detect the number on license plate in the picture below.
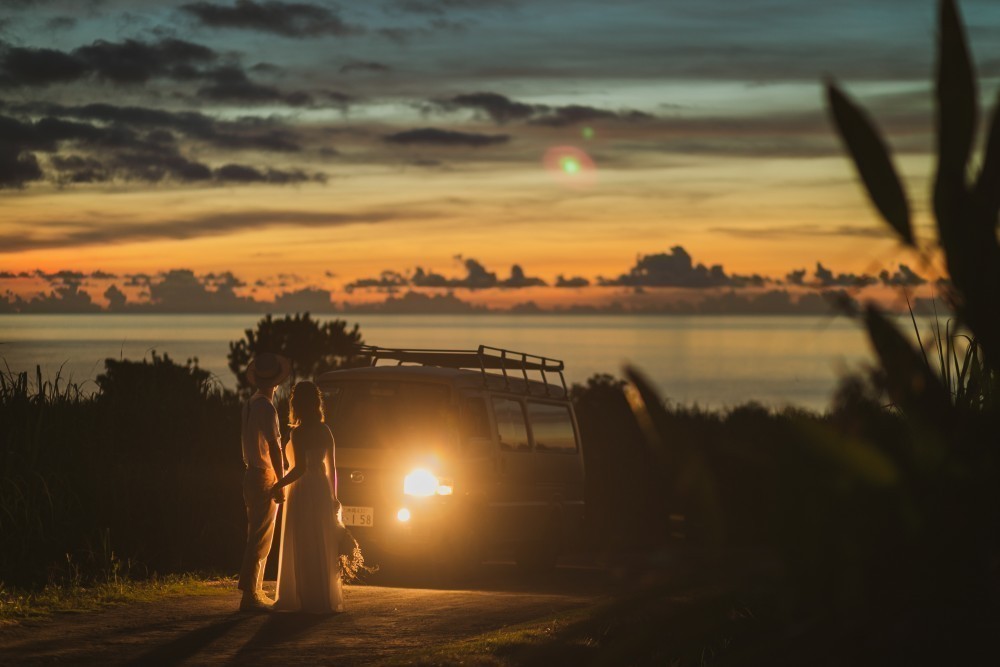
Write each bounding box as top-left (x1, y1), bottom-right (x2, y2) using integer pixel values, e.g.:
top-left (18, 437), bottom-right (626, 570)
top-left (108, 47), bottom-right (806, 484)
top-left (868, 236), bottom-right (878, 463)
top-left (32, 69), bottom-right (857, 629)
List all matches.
top-left (342, 506), bottom-right (374, 527)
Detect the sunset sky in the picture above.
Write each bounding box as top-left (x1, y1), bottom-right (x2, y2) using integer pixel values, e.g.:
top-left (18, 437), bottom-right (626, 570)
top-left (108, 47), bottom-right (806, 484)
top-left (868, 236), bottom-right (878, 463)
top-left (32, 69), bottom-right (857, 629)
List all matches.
top-left (1, 0), bottom-right (998, 311)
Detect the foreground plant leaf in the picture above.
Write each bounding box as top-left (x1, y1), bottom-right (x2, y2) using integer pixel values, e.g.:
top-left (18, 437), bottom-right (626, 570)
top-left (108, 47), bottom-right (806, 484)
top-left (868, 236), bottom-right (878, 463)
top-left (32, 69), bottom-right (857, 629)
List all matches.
top-left (826, 83), bottom-right (913, 245)
top-left (623, 365), bottom-right (726, 546)
top-left (935, 0), bottom-right (977, 194)
top-left (974, 91), bottom-right (1000, 226)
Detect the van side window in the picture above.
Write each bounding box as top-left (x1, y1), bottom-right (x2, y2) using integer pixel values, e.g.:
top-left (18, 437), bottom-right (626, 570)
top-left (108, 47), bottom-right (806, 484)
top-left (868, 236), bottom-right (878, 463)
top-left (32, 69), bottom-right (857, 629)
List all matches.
top-left (526, 402), bottom-right (577, 453)
top-left (492, 397), bottom-right (530, 452)
top-left (460, 397), bottom-right (490, 440)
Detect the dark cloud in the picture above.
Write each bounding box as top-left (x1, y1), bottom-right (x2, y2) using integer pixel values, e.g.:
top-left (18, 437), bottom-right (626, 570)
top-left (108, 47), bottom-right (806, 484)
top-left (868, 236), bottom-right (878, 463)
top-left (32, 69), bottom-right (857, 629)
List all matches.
top-left (391, 0), bottom-right (517, 15)
top-left (339, 60), bottom-right (391, 74)
top-left (323, 91), bottom-right (353, 107)
top-left (0, 143), bottom-right (44, 188)
top-left (347, 290), bottom-right (487, 314)
top-left (529, 104), bottom-right (653, 128)
top-left (0, 209), bottom-right (422, 252)
top-left (51, 154), bottom-right (109, 183)
top-left (384, 127), bottom-right (509, 146)
top-left (344, 270), bottom-right (408, 293)
top-left (141, 268), bottom-right (258, 313)
top-left (124, 273), bottom-right (153, 287)
top-left (813, 263), bottom-right (877, 288)
top-left (879, 264), bottom-right (926, 287)
top-left (272, 287), bottom-right (335, 312)
top-left (711, 223), bottom-right (892, 239)
top-left (214, 163), bottom-right (322, 184)
top-left (72, 38), bottom-right (216, 84)
top-left (0, 43), bottom-right (90, 87)
top-left (435, 92), bottom-right (539, 124)
top-left (349, 258), bottom-right (544, 291)
top-left (0, 39), bottom-right (313, 108)
top-left (203, 271), bottom-right (247, 288)
top-left (430, 92), bottom-right (653, 127)
top-left (195, 65), bottom-right (313, 106)
top-left (555, 275), bottom-right (590, 288)
top-left (0, 37), bottom-right (223, 89)
top-left (0, 110), bottom-right (319, 187)
top-left (103, 285), bottom-right (127, 311)
top-left (448, 258), bottom-right (496, 288)
top-left (35, 269), bottom-right (86, 282)
top-left (689, 289), bottom-right (856, 316)
top-left (500, 264), bottom-right (546, 288)
top-left (9, 280), bottom-right (101, 313)
top-left (599, 246), bottom-right (764, 289)
top-left (181, 1), bottom-right (362, 38)
top-left (249, 61), bottom-right (282, 74)
top-left (9, 101), bottom-right (304, 152)
top-left (785, 269), bottom-right (807, 286)
top-left (409, 266), bottom-right (450, 288)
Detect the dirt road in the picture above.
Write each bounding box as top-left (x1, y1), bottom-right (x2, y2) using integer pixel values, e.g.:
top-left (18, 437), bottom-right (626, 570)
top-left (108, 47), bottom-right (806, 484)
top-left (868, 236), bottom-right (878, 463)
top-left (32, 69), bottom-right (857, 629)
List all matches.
top-left (0, 566), bottom-right (613, 666)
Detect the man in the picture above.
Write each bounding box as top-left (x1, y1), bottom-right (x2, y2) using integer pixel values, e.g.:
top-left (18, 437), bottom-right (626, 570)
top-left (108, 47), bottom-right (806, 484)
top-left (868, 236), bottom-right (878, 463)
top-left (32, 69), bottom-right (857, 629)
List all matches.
top-left (238, 352), bottom-right (291, 611)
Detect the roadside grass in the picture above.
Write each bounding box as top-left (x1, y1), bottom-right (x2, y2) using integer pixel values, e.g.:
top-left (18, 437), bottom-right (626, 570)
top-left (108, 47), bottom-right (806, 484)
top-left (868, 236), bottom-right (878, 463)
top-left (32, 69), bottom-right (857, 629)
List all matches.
top-left (384, 583), bottom-right (749, 666)
top-left (0, 574), bottom-right (235, 627)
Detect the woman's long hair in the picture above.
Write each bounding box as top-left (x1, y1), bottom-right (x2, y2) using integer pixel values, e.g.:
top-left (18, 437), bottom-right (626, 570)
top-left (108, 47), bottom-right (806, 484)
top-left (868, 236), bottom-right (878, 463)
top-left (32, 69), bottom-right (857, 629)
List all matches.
top-left (289, 381), bottom-right (325, 427)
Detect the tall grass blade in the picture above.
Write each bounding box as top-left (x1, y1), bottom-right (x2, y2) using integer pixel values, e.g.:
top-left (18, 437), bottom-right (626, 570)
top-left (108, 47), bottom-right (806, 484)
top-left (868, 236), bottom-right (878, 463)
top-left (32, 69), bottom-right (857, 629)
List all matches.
top-left (864, 305), bottom-right (953, 426)
top-left (826, 83), bottom-right (913, 245)
top-left (906, 296), bottom-right (931, 373)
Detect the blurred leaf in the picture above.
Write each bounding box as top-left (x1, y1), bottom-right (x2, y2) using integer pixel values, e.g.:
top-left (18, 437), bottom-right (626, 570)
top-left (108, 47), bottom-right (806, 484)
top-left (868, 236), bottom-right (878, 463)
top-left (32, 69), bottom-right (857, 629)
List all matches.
top-left (935, 0), bottom-right (977, 187)
top-left (622, 365), bottom-right (677, 467)
top-left (623, 365), bottom-right (726, 547)
top-left (974, 91), bottom-right (1000, 223)
top-left (799, 419), bottom-right (900, 488)
top-left (826, 83), bottom-right (913, 245)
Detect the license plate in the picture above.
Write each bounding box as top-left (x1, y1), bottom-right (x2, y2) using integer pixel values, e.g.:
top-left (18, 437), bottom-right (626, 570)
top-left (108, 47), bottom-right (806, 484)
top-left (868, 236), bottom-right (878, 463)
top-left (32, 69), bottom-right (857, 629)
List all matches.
top-left (342, 506), bottom-right (374, 527)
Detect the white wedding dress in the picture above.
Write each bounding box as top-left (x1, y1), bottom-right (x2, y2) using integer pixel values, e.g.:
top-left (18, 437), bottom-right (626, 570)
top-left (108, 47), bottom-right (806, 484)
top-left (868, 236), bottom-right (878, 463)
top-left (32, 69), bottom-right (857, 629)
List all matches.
top-left (273, 423), bottom-right (345, 613)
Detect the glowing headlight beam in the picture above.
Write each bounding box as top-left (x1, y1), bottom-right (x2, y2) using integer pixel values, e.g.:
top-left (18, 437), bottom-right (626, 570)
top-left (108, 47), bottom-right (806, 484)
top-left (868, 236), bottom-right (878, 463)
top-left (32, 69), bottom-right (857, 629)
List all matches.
top-left (403, 468), bottom-right (440, 497)
top-left (403, 468), bottom-right (454, 496)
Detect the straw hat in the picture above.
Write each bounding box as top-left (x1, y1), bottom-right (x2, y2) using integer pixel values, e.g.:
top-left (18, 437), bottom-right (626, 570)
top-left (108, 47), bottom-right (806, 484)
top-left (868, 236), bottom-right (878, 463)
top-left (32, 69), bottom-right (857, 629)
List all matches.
top-left (246, 352), bottom-right (292, 388)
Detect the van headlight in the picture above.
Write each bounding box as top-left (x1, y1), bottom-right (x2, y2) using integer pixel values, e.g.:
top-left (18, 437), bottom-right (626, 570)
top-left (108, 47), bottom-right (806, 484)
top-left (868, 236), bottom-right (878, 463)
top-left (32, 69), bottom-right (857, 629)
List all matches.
top-left (403, 468), bottom-right (453, 497)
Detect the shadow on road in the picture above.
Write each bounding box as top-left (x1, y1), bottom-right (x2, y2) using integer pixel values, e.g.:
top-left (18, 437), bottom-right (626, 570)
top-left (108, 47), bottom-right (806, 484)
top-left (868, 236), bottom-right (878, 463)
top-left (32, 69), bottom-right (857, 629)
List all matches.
top-left (229, 612), bottom-right (337, 664)
top-left (126, 614), bottom-right (253, 665)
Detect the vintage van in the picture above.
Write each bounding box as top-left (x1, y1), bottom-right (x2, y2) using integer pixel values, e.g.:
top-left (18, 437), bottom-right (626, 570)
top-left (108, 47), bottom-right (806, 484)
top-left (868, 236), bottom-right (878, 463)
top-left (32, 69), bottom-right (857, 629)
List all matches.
top-left (316, 345), bottom-right (585, 568)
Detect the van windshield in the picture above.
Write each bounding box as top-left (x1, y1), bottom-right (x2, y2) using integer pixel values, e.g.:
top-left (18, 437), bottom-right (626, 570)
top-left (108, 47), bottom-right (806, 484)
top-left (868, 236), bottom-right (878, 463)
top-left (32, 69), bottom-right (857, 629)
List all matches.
top-left (325, 380), bottom-right (454, 449)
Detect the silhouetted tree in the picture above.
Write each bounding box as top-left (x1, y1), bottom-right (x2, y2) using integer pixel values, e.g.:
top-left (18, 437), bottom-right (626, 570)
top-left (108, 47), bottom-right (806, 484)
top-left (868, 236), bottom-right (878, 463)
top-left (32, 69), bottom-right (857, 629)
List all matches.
top-left (227, 313), bottom-right (364, 397)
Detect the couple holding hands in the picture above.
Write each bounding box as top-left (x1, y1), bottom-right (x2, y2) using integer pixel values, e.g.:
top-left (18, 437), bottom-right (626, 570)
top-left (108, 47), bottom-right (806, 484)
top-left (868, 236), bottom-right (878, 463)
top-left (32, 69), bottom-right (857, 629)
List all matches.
top-left (237, 352), bottom-right (345, 614)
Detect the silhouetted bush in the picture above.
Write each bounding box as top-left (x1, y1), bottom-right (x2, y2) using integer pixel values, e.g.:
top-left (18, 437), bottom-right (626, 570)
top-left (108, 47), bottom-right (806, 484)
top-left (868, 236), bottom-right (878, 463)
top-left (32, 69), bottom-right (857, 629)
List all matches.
top-left (0, 355), bottom-right (244, 586)
top-left (589, 2), bottom-right (1000, 662)
top-left (227, 313), bottom-right (364, 398)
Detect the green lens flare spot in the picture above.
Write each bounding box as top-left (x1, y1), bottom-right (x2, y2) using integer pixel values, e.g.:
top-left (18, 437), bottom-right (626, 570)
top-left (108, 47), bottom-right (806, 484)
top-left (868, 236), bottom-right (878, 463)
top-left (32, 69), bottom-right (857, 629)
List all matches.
top-left (560, 157), bottom-right (581, 175)
top-left (582, 126), bottom-right (595, 140)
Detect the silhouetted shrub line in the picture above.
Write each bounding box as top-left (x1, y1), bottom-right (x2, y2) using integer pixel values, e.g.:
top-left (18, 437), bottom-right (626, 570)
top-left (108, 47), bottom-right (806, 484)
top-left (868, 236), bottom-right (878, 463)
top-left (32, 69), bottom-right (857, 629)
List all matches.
top-left (579, 2), bottom-right (999, 662)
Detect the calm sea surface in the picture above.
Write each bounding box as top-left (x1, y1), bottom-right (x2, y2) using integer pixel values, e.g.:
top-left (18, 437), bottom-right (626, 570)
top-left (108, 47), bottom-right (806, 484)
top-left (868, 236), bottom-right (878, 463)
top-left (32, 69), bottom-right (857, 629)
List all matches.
top-left (0, 313), bottom-right (923, 411)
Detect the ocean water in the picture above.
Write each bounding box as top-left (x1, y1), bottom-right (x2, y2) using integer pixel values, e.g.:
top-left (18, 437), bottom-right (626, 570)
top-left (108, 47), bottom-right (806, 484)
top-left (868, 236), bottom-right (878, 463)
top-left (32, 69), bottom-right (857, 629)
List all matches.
top-left (0, 313), bottom-right (912, 411)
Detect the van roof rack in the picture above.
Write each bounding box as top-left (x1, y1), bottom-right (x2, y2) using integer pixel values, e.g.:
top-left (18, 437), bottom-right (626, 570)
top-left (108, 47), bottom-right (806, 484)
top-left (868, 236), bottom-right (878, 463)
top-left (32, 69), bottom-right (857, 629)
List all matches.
top-left (356, 344), bottom-right (568, 397)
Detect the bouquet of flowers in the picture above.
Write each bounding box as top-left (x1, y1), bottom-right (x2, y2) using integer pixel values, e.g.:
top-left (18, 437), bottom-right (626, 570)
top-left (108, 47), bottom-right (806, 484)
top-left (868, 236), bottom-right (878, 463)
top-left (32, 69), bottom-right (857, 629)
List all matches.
top-left (337, 525), bottom-right (376, 583)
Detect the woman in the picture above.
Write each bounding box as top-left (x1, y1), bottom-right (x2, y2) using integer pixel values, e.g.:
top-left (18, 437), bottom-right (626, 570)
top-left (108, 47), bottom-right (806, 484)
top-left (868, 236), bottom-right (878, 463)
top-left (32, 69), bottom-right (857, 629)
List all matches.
top-left (270, 381), bottom-right (345, 613)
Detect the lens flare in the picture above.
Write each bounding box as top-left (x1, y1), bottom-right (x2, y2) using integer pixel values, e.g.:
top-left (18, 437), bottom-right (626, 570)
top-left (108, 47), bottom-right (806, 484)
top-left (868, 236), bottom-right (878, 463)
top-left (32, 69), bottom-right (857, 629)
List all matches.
top-left (581, 126), bottom-right (595, 141)
top-left (543, 146), bottom-right (597, 188)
